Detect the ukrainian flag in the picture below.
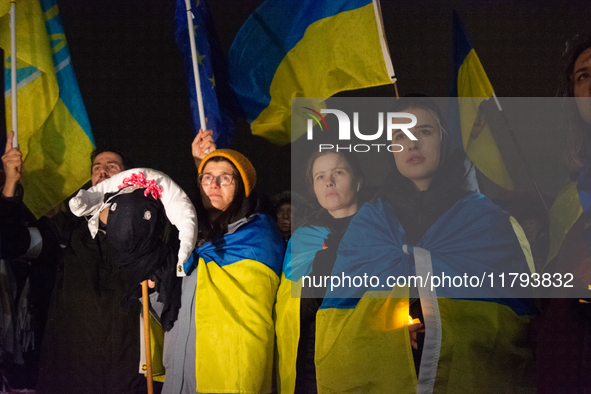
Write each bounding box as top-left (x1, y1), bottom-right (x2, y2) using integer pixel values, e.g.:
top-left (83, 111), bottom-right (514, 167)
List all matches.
top-left (546, 159), bottom-right (591, 265)
top-left (0, 0), bottom-right (94, 218)
top-left (316, 194), bottom-right (537, 393)
top-left (450, 11), bottom-right (513, 190)
top-left (546, 179), bottom-right (582, 264)
top-left (275, 225), bottom-right (331, 393)
top-left (174, 213), bottom-right (284, 393)
top-left (228, 0), bottom-right (395, 145)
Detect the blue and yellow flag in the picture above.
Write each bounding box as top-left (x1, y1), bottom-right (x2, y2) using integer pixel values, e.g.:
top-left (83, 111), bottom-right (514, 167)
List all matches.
top-left (317, 194), bottom-right (536, 393)
top-left (450, 11), bottom-right (513, 190)
top-left (0, 0), bottom-right (94, 218)
top-left (174, 213), bottom-right (284, 393)
top-left (175, 0), bottom-right (234, 148)
top-left (275, 225), bottom-right (331, 393)
top-left (228, 0), bottom-right (395, 145)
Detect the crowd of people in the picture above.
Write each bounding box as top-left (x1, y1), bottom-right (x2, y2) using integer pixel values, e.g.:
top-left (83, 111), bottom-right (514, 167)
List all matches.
top-left (0, 32), bottom-right (590, 394)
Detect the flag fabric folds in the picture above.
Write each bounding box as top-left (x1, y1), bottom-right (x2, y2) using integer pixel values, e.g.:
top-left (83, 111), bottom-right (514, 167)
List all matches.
top-left (171, 214), bottom-right (284, 393)
top-left (450, 11), bottom-right (513, 190)
top-left (275, 226), bottom-right (331, 393)
top-left (0, 0), bottom-right (95, 218)
top-left (546, 160), bottom-right (591, 264)
top-left (175, 0), bottom-right (234, 148)
top-left (228, 0), bottom-right (395, 145)
top-left (316, 194), bottom-right (536, 392)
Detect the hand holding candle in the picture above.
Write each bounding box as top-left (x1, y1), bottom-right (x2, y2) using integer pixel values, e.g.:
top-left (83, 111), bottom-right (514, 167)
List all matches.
top-left (408, 315), bottom-right (424, 350)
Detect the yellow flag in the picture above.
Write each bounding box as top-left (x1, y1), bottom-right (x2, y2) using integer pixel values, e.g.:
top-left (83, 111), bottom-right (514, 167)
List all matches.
top-left (0, 0), bottom-right (95, 218)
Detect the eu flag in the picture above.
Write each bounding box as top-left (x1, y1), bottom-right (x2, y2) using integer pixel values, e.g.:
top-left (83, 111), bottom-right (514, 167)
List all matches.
top-left (175, 0), bottom-right (234, 148)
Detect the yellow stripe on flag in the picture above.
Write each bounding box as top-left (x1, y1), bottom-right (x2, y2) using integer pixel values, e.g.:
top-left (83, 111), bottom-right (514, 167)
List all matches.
top-left (0, 0), bottom-right (93, 218)
top-left (0, 0), bottom-right (59, 149)
top-left (253, 3), bottom-right (392, 145)
top-left (458, 49), bottom-right (513, 190)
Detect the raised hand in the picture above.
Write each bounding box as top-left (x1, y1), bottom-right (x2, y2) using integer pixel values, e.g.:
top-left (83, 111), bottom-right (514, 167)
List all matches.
top-left (191, 128), bottom-right (216, 169)
top-left (2, 131), bottom-right (22, 197)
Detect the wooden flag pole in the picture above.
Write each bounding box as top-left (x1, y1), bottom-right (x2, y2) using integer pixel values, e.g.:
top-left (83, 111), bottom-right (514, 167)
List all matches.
top-left (184, 0), bottom-right (207, 131)
top-left (10, 0), bottom-right (17, 147)
top-left (141, 280), bottom-right (153, 394)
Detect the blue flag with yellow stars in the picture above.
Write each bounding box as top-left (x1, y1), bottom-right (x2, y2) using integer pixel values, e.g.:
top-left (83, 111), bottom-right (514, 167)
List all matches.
top-left (175, 0), bottom-right (234, 148)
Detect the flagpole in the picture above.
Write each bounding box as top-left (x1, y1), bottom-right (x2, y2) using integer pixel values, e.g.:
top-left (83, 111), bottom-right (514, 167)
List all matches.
top-left (491, 93), bottom-right (549, 212)
top-left (141, 280), bottom-right (153, 394)
top-left (184, 0), bottom-right (206, 131)
top-left (10, 0), bottom-right (17, 147)
top-left (372, 0), bottom-right (397, 98)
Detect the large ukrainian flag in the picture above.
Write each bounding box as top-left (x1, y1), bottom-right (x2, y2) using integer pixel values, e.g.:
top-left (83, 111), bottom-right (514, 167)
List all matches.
top-left (176, 214), bottom-right (284, 394)
top-left (316, 194), bottom-right (537, 393)
top-left (228, 0), bottom-right (395, 145)
top-left (0, 0), bottom-right (94, 218)
top-left (451, 11), bottom-right (513, 190)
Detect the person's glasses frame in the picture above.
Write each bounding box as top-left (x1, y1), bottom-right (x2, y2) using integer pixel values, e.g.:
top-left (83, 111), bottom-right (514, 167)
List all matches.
top-left (199, 173), bottom-right (236, 187)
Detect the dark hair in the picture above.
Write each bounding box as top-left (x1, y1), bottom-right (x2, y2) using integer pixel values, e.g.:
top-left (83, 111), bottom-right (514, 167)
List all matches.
top-left (273, 190), bottom-right (292, 209)
top-left (561, 32), bottom-right (591, 171)
top-left (562, 32), bottom-right (591, 97)
top-left (90, 146), bottom-right (134, 173)
top-left (305, 148), bottom-right (363, 205)
top-left (199, 156), bottom-right (246, 242)
top-left (304, 149), bottom-right (364, 199)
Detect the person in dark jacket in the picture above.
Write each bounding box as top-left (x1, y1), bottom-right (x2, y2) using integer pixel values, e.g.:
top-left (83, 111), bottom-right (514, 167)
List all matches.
top-left (1, 135), bottom-right (154, 394)
top-left (535, 31), bottom-right (591, 393)
top-left (275, 149), bottom-right (365, 394)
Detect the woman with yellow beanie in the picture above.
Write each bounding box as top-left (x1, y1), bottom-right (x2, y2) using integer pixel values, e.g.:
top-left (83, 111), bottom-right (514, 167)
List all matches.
top-left (163, 130), bottom-right (285, 393)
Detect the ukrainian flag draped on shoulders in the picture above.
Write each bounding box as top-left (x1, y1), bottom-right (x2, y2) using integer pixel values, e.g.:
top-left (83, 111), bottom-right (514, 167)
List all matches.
top-left (228, 0), bottom-right (395, 145)
top-left (546, 177), bottom-right (582, 264)
top-left (177, 213), bottom-right (284, 394)
top-left (545, 163), bottom-right (591, 291)
top-left (316, 193), bottom-right (537, 393)
top-left (275, 225), bottom-right (331, 393)
top-left (0, 0), bottom-right (94, 218)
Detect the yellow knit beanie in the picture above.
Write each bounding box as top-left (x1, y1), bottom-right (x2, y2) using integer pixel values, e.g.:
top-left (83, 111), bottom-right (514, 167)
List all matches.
top-left (198, 149), bottom-right (257, 197)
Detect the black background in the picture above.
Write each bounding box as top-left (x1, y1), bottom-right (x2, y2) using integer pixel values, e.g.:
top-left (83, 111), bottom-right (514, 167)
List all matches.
top-left (3, 0), bottom-right (591, 202)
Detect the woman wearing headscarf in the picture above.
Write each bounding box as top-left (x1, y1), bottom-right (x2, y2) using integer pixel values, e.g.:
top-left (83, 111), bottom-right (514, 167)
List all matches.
top-left (275, 149), bottom-right (365, 393)
top-left (315, 96), bottom-right (537, 393)
top-left (163, 142), bottom-right (284, 394)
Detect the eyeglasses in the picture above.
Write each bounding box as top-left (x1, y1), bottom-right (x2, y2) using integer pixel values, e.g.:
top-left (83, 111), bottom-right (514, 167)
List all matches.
top-left (199, 173), bottom-right (235, 186)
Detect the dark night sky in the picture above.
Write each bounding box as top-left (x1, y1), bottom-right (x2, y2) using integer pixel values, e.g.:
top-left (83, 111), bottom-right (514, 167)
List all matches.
top-left (3, 0), bottom-right (591, 203)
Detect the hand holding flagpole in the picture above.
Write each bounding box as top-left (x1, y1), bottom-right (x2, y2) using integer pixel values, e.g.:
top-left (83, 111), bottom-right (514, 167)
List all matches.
top-left (191, 128), bottom-right (216, 170)
top-left (1, 131), bottom-right (22, 198)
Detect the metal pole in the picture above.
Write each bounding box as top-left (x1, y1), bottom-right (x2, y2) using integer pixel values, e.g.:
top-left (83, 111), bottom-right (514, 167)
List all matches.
top-left (10, 0), bottom-right (17, 147)
top-left (184, 0), bottom-right (206, 131)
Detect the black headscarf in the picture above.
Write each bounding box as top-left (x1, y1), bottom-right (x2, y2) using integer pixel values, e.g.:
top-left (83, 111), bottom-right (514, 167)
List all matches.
top-left (381, 96), bottom-right (472, 244)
